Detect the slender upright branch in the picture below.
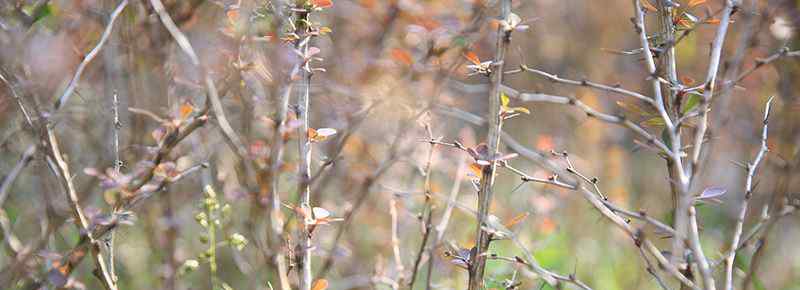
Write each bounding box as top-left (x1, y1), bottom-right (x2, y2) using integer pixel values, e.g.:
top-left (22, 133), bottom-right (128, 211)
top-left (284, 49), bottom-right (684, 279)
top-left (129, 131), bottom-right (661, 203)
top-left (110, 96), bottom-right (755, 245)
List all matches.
top-left (724, 97), bottom-right (774, 290)
top-left (689, 0), bottom-right (737, 175)
top-left (408, 122), bottom-right (436, 288)
top-left (467, 1), bottom-right (513, 288)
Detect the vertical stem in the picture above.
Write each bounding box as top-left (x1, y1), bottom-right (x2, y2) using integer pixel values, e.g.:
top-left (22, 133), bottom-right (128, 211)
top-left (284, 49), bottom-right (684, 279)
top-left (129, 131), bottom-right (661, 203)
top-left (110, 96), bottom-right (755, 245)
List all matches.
top-left (657, 0), bottom-right (678, 87)
top-left (297, 55), bottom-right (313, 290)
top-left (205, 186), bottom-right (219, 288)
top-left (109, 89), bottom-right (121, 284)
top-left (467, 1), bottom-right (510, 289)
top-left (296, 5), bottom-right (314, 290)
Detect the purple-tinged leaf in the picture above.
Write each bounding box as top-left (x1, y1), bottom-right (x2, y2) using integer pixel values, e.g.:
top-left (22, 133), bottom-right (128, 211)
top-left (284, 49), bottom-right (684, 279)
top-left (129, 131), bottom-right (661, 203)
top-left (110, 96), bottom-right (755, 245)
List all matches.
top-left (699, 186), bottom-right (727, 199)
top-left (696, 186), bottom-right (727, 205)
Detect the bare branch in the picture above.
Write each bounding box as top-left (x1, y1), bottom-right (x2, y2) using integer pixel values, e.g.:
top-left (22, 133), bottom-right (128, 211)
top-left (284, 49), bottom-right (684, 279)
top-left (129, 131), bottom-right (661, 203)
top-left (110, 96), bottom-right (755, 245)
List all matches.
top-left (509, 65), bottom-right (655, 105)
top-left (53, 0), bottom-right (128, 111)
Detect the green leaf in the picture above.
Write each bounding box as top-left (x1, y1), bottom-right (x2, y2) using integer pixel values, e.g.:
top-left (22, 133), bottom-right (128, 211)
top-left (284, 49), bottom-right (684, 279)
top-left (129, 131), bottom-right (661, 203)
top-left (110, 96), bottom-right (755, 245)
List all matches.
top-left (682, 93), bottom-right (702, 114)
top-left (642, 117), bottom-right (666, 128)
top-left (661, 128), bottom-right (672, 149)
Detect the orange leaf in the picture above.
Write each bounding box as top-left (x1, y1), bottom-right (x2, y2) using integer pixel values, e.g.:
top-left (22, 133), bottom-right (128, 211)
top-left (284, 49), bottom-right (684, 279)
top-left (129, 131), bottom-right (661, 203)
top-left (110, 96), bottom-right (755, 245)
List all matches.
top-left (463, 51), bottom-right (481, 65)
top-left (535, 135), bottom-right (554, 151)
top-left (641, 0), bottom-right (657, 12)
top-left (179, 102), bottom-right (194, 120)
top-left (687, 0), bottom-right (707, 8)
top-left (312, 0), bottom-right (333, 8)
top-left (468, 163), bottom-right (483, 178)
top-left (681, 76), bottom-right (696, 86)
top-left (504, 212), bottom-right (530, 228)
top-left (311, 279), bottom-right (329, 290)
top-left (390, 48), bottom-right (413, 66)
top-left (704, 18), bottom-right (720, 24)
top-left (307, 128), bottom-right (319, 139)
top-left (539, 217), bottom-right (556, 234)
top-left (226, 9), bottom-right (240, 23)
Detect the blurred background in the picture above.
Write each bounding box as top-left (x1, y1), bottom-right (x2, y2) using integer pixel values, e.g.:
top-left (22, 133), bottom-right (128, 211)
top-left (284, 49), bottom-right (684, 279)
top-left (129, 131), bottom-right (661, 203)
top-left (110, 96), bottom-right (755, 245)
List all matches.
top-left (1, 0), bottom-right (799, 289)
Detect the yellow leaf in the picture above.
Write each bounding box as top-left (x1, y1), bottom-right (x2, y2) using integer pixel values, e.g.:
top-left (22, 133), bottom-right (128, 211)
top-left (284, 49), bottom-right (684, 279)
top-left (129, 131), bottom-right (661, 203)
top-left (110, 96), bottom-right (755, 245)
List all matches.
top-left (511, 106), bottom-right (530, 114)
top-left (500, 92), bottom-right (510, 108)
top-left (319, 26), bottom-right (332, 35)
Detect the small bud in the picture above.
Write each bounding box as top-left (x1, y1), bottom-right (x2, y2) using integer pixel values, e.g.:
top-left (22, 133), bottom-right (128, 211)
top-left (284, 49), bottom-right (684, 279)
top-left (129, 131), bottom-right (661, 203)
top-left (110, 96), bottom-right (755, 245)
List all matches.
top-left (179, 259), bottom-right (200, 275)
top-left (229, 233), bottom-right (248, 251)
